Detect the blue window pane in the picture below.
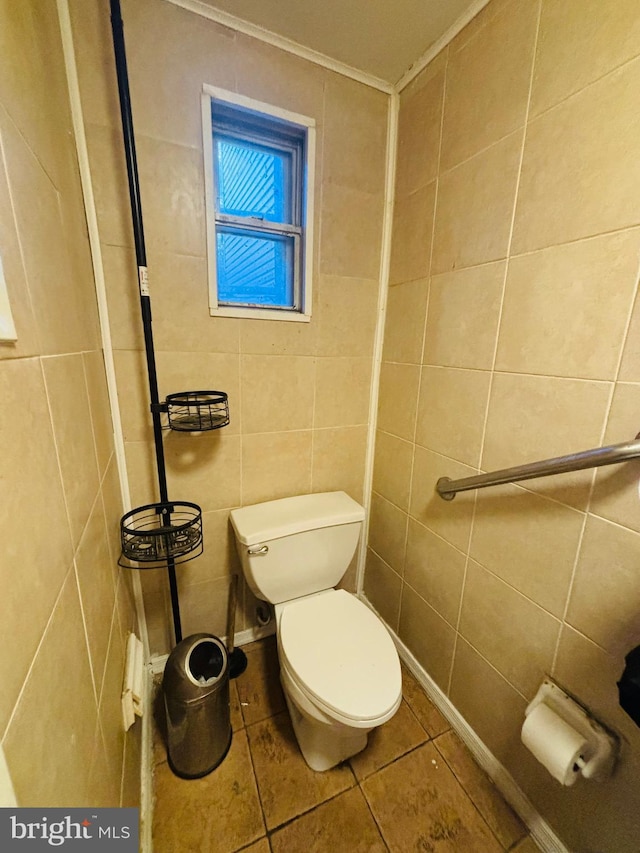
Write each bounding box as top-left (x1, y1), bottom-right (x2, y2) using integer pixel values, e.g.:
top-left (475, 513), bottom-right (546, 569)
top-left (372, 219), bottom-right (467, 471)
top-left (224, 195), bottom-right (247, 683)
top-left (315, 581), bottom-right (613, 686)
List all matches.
top-left (215, 137), bottom-right (291, 223)
top-left (217, 228), bottom-right (294, 307)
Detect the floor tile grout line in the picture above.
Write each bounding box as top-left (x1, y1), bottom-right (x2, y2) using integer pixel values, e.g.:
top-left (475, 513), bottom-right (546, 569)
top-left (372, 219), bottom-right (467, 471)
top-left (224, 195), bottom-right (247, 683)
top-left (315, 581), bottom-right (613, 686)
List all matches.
top-left (355, 775), bottom-right (392, 852)
top-left (151, 637), bottom-right (532, 852)
top-left (352, 736), bottom-right (438, 784)
top-left (250, 683), bottom-right (445, 827)
top-left (403, 698), bottom-right (433, 738)
top-left (349, 683), bottom-right (453, 784)
top-left (242, 710), bottom-right (271, 842)
top-left (431, 732), bottom-right (528, 852)
top-left (263, 776), bottom-right (359, 837)
top-left (243, 698), bottom-right (361, 838)
top-left (358, 735), bottom-right (506, 852)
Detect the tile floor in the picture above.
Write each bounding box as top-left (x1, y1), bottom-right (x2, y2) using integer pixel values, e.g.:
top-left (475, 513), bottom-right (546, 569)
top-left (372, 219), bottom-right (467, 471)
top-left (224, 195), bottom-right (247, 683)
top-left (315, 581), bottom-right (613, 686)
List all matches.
top-left (152, 637), bottom-right (540, 852)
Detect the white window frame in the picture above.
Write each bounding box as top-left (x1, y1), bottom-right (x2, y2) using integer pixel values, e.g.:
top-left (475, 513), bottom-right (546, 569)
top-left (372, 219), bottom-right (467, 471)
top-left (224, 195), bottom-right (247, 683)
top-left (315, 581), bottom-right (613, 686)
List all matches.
top-left (202, 85), bottom-right (315, 322)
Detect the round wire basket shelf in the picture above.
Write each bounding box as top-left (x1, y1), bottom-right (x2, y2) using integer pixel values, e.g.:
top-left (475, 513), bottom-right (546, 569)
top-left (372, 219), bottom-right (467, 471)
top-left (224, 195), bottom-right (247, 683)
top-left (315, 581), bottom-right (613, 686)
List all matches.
top-left (165, 390), bottom-right (229, 432)
top-left (119, 501), bottom-right (203, 569)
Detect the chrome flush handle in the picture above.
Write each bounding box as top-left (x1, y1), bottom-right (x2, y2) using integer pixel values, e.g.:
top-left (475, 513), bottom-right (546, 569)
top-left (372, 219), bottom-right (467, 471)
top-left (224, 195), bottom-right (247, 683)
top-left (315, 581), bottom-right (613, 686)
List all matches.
top-left (247, 544), bottom-right (269, 555)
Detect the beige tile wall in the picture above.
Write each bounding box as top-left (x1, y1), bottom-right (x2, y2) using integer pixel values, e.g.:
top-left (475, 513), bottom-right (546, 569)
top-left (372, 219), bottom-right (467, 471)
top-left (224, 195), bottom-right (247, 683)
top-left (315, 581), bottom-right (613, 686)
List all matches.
top-left (0, 0), bottom-right (140, 806)
top-left (69, 0), bottom-right (388, 655)
top-left (365, 0), bottom-right (640, 850)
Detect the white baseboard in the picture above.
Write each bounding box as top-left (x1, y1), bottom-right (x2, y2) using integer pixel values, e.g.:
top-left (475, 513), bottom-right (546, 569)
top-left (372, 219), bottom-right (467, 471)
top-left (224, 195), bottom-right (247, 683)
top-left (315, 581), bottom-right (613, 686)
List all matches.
top-left (359, 595), bottom-right (569, 853)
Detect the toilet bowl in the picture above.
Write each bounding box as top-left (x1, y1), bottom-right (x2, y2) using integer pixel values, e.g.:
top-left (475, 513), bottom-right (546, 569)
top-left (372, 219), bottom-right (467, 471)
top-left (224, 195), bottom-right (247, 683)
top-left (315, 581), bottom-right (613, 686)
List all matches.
top-left (276, 588), bottom-right (401, 770)
top-left (230, 491), bottom-right (402, 771)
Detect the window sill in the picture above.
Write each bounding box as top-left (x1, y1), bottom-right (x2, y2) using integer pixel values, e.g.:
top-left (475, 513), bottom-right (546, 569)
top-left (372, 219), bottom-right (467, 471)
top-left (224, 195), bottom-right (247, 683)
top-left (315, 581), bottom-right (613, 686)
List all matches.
top-left (209, 306), bottom-right (311, 323)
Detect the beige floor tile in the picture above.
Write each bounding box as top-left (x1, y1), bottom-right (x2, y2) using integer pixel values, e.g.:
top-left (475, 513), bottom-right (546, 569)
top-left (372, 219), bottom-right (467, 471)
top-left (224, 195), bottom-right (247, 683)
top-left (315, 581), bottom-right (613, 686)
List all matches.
top-left (349, 699), bottom-right (428, 781)
top-left (401, 666), bottom-right (451, 738)
top-left (434, 730), bottom-right (527, 849)
top-left (152, 728), bottom-right (265, 853)
top-left (361, 742), bottom-right (502, 853)
top-left (247, 711), bottom-right (355, 830)
top-left (236, 637), bottom-right (287, 726)
top-left (151, 636), bottom-right (529, 852)
top-left (270, 786), bottom-right (386, 852)
top-left (230, 679), bottom-right (244, 733)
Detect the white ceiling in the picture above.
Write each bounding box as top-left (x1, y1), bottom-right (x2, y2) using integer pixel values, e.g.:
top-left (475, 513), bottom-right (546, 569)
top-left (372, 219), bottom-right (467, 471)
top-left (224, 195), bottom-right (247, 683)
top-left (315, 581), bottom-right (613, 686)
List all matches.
top-left (190, 0), bottom-right (488, 87)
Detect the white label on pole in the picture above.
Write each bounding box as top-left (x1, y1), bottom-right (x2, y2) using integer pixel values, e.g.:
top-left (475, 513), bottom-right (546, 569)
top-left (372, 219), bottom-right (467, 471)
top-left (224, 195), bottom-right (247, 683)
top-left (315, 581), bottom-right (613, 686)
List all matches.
top-left (138, 265), bottom-right (149, 297)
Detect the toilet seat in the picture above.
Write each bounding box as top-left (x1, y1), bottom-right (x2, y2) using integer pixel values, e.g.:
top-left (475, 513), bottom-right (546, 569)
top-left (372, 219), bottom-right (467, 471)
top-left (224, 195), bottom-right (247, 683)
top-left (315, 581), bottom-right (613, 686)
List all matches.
top-left (278, 589), bottom-right (402, 727)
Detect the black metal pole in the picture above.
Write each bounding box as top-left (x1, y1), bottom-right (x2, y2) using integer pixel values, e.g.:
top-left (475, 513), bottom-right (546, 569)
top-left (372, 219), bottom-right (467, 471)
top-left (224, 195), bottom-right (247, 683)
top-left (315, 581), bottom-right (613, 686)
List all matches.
top-left (109, 0), bottom-right (182, 644)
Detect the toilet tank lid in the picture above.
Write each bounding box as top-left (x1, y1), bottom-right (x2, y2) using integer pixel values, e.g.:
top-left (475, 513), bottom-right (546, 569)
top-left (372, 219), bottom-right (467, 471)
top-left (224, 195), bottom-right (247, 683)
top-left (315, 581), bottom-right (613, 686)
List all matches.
top-left (230, 491), bottom-right (364, 546)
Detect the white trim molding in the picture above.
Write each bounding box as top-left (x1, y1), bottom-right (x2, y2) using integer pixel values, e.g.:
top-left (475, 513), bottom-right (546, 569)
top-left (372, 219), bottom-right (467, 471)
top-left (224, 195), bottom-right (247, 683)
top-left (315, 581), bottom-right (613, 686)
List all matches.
top-left (356, 90), bottom-right (399, 595)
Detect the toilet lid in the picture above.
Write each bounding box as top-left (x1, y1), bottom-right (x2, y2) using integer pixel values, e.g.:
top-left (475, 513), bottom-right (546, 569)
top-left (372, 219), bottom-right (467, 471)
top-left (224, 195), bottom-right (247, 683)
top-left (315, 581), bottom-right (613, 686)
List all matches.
top-left (279, 590), bottom-right (401, 723)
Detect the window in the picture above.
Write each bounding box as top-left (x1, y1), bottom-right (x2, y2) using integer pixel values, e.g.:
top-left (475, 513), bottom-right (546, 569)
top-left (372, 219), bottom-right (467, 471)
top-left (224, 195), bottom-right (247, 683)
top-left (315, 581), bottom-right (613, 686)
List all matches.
top-left (202, 87), bottom-right (315, 321)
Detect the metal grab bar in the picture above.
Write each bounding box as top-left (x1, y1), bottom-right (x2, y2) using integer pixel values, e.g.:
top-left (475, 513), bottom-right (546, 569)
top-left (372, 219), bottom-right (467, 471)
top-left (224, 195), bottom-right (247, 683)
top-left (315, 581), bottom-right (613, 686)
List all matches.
top-left (436, 435), bottom-right (640, 500)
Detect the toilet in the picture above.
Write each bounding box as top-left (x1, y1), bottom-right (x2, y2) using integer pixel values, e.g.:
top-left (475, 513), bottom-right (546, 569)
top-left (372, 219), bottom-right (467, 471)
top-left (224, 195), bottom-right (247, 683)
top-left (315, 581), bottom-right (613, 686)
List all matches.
top-left (230, 491), bottom-right (402, 771)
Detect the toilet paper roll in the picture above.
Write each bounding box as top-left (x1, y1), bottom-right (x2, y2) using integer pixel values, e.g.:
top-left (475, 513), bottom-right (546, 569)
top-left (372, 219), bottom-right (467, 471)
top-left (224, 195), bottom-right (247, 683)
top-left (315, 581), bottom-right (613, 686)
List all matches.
top-left (521, 703), bottom-right (588, 786)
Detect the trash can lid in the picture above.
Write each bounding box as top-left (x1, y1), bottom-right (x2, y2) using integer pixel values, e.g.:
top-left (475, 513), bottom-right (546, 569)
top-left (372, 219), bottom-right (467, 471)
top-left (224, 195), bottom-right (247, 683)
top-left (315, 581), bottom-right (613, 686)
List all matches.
top-left (163, 634), bottom-right (228, 700)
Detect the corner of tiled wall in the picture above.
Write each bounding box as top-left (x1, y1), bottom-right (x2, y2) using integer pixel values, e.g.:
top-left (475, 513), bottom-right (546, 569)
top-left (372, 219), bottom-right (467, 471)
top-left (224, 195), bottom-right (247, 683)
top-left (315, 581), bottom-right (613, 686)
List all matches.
top-left (366, 0), bottom-right (640, 849)
top-left (0, 0), bottom-right (141, 808)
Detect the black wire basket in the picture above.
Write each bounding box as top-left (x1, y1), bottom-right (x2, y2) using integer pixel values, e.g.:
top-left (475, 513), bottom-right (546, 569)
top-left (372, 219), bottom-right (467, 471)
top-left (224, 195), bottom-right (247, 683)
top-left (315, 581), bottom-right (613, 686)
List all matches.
top-left (165, 390), bottom-right (229, 432)
top-left (119, 501), bottom-right (203, 569)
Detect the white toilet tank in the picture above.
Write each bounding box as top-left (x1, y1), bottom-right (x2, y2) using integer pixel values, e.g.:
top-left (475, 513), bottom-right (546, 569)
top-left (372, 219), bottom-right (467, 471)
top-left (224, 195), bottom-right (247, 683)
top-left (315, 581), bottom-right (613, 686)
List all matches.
top-left (230, 492), bottom-right (365, 604)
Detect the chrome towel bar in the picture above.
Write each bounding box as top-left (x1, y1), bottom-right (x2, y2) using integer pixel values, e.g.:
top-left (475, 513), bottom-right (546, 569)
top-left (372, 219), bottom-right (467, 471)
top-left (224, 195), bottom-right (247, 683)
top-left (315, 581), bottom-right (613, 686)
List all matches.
top-left (436, 434), bottom-right (640, 500)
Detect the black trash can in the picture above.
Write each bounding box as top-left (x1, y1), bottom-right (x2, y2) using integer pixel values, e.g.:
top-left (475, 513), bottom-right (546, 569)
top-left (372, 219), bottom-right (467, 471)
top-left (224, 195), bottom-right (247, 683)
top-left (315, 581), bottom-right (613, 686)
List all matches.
top-left (163, 633), bottom-right (232, 778)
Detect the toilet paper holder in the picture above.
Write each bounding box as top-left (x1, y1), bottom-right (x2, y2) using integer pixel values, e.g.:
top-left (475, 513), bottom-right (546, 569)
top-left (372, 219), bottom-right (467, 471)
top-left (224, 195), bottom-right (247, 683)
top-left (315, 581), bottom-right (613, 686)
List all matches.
top-left (524, 679), bottom-right (618, 782)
